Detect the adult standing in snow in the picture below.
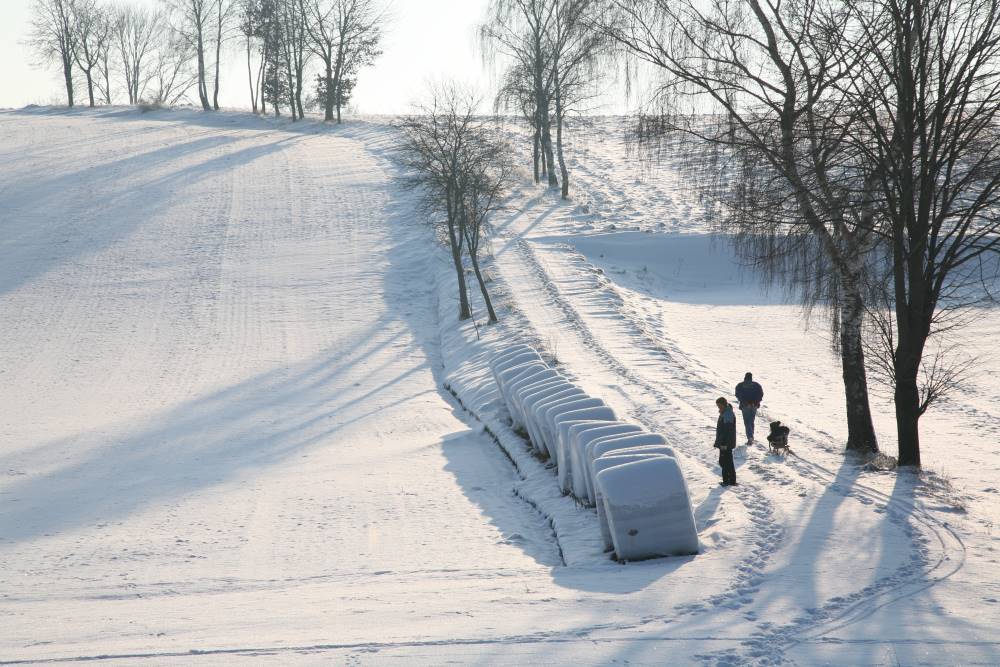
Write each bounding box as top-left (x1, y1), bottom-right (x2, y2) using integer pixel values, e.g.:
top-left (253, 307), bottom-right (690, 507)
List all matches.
top-left (714, 397), bottom-right (737, 486)
top-left (735, 372), bottom-right (764, 443)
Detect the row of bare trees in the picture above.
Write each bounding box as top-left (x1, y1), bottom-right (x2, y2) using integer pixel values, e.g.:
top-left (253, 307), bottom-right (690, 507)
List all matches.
top-left (29, 0), bottom-right (195, 108)
top-left (397, 86), bottom-right (516, 324)
top-left (29, 0), bottom-right (385, 122)
top-left (480, 0), bottom-right (608, 199)
top-left (236, 0), bottom-right (384, 122)
top-left (602, 0), bottom-right (1000, 467)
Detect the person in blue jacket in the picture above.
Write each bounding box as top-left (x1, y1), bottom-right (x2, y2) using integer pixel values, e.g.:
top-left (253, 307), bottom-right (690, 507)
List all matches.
top-left (734, 372), bottom-right (764, 443)
top-left (714, 397), bottom-right (737, 486)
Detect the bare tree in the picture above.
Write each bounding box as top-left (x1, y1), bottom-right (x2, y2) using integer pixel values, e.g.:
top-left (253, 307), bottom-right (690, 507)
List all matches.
top-left (481, 0), bottom-right (559, 186)
top-left (69, 0), bottom-right (113, 107)
top-left (397, 86), bottom-right (512, 322)
top-left (212, 0), bottom-right (237, 110)
top-left (112, 3), bottom-right (164, 105)
top-left (149, 29), bottom-right (200, 104)
top-left (604, 0), bottom-right (882, 453)
top-left (302, 0), bottom-right (385, 123)
top-left (275, 0), bottom-right (308, 119)
top-left (495, 60), bottom-right (544, 174)
top-left (95, 20), bottom-right (115, 103)
top-left (456, 120), bottom-right (517, 323)
top-left (607, 0), bottom-right (1000, 466)
top-left (842, 0), bottom-right (1000, 466)
top-left (256, 0), bottom-right (289, 115)
top-left (237, 0), bottom-right (263, 112)
top-left (29, 0), bottom-right (78, 107)
top-left (163, 0), bottom-right (216, 110)
top-left (545, 0), bottom-right (607, 199)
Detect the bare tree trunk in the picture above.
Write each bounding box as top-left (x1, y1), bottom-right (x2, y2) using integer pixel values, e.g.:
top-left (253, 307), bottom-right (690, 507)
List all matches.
top-left (324, 59), bottom-right (334, 121)
top-left (840, 282), bottom-right (879, 453)
top-left (532, 125), bottom-right (540, 183)
top-left (295, 68), bottom-right (304, 118)
top-left (62, 46), bottom-right (75, 106)
top-left (448, 220), bottom-right (472, 320)
top-left (894, 351), bottom-right (922, 467)
top-left (102, 60), bottom-right (112, 103)
top-left (213, 0), bottom-right (223, 111)
top-left (469, 251), bottom-right (498, 323)
top-left (196, 28), bottom-right (211, 110)
top-left (284, 41), bottom-right (297, 120)
top-left (892, 235), bottom-right (930, 467)
top-left (542, 120), bottom-right (557, 186)
top-left (85, 71), bottom-right (95, 107)
top-left (554, 84), bottom-right (569, 199)
top-left (258, 48), bottom-right (266, 114)
top-left (246, 36), bottom-right (257, 112)
top-left (334, 50), bottom-right (344, 124)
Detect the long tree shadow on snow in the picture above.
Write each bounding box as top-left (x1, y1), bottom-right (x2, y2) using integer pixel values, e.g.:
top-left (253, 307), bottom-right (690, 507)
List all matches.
top-left (0, 122), bottom-right (304, 299)
top-left (0, 315), bottom-right (432, 545)
top-left (0, 167), bottom-right (441, 545)
top-left (369, 147), bottom-right (574, 570)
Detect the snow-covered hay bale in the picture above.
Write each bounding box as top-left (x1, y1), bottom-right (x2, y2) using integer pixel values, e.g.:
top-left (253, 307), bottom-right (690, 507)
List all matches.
top-left (597, 457), bottom-right (699, 560)
top-left (510, 377), bottom-right (566, 430)
top-left (489, 348), bottom-right (541, 387)
top-left (527, 388), bottom-right (588, 456)
top-left (524, 385), bottom-right (585, 455)
top-left (491, 349), bottom-right (543, 391)
top-left (497, 360), bottom-right (548, 398)
top-left (506, 370), bottom-right (562, 428)
top-left (591, 452), bottom-right (671, 550)
top-left (489, 345), bottom-right (538, 377)
top-left (496, 362), bottom-right (551, 424)
top-left (539, 397), bottom-right (606, 464)
top-left (586, 433), bottom-right (670, 502)
top-left (600, 443), bottom-right (676, 461)
top-left (571, 423), bottom-right (646, 503)
top-left (552, 408), bottom-right (617, 494)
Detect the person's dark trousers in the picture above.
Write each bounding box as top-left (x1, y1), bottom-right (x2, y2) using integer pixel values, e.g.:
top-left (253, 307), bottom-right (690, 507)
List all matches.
top-left (740, 406), bottom-right (757, 441)
top-left (719, 448), bottom-right (736, 485)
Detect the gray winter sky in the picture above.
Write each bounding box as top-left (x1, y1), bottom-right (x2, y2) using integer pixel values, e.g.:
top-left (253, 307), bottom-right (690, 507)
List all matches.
top-left (0, 0), bottom-right (495, 113)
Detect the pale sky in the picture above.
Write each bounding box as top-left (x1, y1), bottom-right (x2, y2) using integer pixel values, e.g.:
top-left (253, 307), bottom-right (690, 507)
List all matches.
top-left (0, 0), bottom-right (498, 112)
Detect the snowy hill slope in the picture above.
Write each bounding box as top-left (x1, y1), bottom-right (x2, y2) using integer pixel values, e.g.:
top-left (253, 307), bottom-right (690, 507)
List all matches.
top-left (0, 108), bottom-right (997, 666)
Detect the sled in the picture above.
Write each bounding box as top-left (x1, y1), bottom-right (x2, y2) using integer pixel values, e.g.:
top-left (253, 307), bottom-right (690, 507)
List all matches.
top-left (766, 421), bottom-right (791, 455)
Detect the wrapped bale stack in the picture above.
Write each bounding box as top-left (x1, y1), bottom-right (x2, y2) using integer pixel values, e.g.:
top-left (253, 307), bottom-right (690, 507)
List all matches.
top-left (490, 346), bottom-right (699, 560)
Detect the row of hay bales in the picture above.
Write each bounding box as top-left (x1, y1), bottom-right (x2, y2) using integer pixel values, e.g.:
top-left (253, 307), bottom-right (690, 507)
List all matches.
top-left (490, 344), bottom-right (699, 560)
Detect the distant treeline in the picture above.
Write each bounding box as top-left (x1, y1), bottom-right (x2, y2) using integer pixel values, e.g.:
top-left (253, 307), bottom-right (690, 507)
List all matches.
top-left (28, 0), bottom-right (386, 122)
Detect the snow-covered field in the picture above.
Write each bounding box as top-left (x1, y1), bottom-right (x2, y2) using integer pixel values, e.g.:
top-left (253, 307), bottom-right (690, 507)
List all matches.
top-left (1, 107), bottom-right (998, 665)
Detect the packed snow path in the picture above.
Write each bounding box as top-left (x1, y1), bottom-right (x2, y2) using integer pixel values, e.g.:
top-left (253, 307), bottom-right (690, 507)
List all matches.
top-left (1, 109), bottom-right (998, 666)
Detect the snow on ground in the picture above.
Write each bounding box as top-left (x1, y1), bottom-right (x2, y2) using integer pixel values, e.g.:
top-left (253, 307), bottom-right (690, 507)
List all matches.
top-left (0, 108), bottom-right (997, 666)
top-left (479, 116), bottom-right (1000, 664)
